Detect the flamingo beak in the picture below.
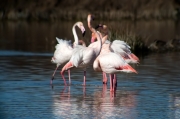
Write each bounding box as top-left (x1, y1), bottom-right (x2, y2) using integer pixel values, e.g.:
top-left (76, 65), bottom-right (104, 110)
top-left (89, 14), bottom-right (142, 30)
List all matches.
top-left (82, 30), bottom-right (86, 37)
top-left (80, 26), bottom-right (86, 37)
top-left (95, 24), bottom-right (103, 29)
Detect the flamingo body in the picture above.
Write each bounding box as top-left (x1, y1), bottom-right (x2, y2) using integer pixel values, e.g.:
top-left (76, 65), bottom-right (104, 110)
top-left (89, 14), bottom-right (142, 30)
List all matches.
top-left (93, 52), bottom-right (137, 74)
top-left (51, 21), bottom-right (86, 84)
top-left (69, 46), bottom-right (96, 68)
top-left (51, 38), bottom-right (73, 66)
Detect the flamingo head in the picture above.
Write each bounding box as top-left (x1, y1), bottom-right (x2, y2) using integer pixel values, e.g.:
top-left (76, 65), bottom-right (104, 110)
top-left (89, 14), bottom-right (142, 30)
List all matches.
top-left (91, 24), bottom-right (105, 43)
top-left (87, 14), bottom-right (94, 21)
top-left (77, 22), bottom-right (86, 37)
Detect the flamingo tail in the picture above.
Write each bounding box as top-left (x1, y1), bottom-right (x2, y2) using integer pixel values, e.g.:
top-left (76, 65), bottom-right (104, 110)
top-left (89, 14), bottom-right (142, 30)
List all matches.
top-left (128, 53), bottom-right (140, 62)
top-left (116, 64), bottom-right (138, 74)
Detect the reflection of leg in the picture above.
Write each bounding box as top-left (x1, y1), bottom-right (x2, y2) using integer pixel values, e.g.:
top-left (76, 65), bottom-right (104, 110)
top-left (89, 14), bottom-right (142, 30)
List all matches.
top-left (110, 90), bottom-right (115, 99)
top-left (68, 69), bottom-right (71, 85)
top-left (102, 84), bottom-right (107, 98)
top-left (51, 66), bottom-right (59, 84)
top-left (83, 85), bottom-right (86, 97)
top-left (103, 72), bottom-right (108, 84)
top-left (68, 86), bottom-right (71, 98)
top-left (83, 70), bottom-right (86, 86)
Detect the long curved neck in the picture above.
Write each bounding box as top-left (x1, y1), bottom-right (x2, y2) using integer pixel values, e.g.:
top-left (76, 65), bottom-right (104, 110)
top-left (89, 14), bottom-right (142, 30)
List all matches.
top-left (72, 23), bottom-right (79, 46)
top-left (95, 31), bottom-right (102, 56)
top-left (87, 15), bottom-right (107, 56)
top-left (102, 35), bottom-right (108, 43)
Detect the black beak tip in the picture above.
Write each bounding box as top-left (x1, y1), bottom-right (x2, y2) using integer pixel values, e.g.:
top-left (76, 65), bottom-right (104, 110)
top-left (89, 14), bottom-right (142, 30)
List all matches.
top-left (95, 24), bottom-right (103, 29)
top-left (82, 31), bottom-right (86, 37)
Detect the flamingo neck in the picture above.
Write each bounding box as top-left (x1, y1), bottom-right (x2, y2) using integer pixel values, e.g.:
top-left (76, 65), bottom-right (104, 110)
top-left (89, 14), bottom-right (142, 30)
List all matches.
top-left (95, 32), bottom-right (103, 56)
top-left (102, 35), bottom-right (108, 44)
top-left (72, 23), bottom-right (79, 46)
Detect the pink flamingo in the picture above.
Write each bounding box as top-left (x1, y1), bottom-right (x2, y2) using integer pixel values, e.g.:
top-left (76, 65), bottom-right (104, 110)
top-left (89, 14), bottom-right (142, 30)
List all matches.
top-left (51, 21), bottom-right (86, 85)
top-left (91, 24), bottom-right (139, 84)
top-left (93, 51), bottom-right (137, 91)
top-left (60, 14), bottom-right (105, 86)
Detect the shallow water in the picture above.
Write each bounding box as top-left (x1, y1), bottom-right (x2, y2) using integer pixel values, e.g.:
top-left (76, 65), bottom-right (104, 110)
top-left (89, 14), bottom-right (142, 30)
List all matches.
top-left (0, 51), bottom-right (180, 119)
top-left (0, 20), bottom-right (180, 119)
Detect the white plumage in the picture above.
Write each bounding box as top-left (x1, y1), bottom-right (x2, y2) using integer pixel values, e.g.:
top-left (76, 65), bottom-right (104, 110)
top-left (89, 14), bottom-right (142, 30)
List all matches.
top-left (50, 21), bottom-right (86, 84)
top-left (51, 38), bottom-right (73, 66)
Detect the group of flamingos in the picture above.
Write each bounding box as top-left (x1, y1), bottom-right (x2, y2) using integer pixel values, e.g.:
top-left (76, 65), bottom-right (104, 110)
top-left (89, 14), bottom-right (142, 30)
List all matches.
top-left (51, 14), bottom-right (139, 91)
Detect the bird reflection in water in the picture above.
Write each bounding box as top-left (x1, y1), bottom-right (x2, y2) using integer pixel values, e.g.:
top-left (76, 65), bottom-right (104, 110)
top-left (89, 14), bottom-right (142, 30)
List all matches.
top-left (52, 84), bottom-right (137, 118)
top-left (94, 85), bottom-right (137, 118)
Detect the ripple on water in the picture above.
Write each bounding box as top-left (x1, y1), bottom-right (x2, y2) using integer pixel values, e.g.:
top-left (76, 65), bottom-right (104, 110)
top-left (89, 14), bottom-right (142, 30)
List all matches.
top-left (0, 52), bottom-right (180, 119)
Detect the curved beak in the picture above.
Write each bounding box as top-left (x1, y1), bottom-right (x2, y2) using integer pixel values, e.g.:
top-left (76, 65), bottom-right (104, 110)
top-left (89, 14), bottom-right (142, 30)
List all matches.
top-left (80, 26), bottom-right (86, 37)
top-left (95, 24), bottom-right (103, 30)
top-left (82, 30), bottom-right (86, 37)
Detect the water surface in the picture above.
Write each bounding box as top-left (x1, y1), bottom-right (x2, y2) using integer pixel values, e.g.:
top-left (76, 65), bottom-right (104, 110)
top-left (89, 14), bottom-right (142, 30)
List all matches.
top-left (0, 51), bottom-right (180, 119)
top-left (0, 20), bottom-right (180, 119)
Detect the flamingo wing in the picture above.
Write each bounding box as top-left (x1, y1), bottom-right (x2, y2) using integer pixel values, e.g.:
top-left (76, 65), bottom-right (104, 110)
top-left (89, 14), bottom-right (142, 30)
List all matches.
top-left (98, 52), bottom-right (136, 74)
top-left (70, 47), bottom-right (95, 67)
top-left (52, 38), bottom-right (73, 65)
top-left (109, 40), bottom-right (132, 58)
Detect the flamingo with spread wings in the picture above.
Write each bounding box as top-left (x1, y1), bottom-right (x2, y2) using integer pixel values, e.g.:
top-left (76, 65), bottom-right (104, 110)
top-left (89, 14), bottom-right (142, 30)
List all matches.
top-left (51, 21), bottom-right (86, 85)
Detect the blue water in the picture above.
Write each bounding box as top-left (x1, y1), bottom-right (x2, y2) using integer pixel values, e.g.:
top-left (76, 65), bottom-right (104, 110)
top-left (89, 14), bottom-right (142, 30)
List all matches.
top-left (0, 50), bottom-right (180, 119)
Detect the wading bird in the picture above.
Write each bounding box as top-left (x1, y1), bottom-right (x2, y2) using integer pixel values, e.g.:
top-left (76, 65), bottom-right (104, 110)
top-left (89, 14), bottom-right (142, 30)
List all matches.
top-left (51, 21), bottom-right (86, 85)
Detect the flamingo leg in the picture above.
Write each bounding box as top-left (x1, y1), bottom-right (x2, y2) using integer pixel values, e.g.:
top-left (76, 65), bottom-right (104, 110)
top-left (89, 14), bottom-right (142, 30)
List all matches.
top-left (51, 66), bottom-right (59, 84)
top-left (102, 72), bottom-right (108, 84)
top-left (109, 74), bottom-right (115, 98)
top-left (109, 74), bottom-right (113, 92)
top-left (60, 71), bottom-right (67, 86)
top-left (113, 74), bottom-right (117, 92)
top-left (61, 62), bottom-right (73, 86)
top-left (83, 70), bottom-right (86, 86)
top-left (68, 69), bottom-right (71, 85)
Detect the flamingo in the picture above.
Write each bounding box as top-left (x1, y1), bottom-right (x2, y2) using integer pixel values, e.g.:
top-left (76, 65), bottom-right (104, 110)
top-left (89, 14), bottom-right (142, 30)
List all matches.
top-left (93, 50), bottom-right (137, 92)
top-left (91, 24), bottom-right (139, 84)
top-left (92, 24), bottom-right (139, 64)
top-left (51, 21), bottom-right (86, 85)
top-left (60, 14), bottom-right (105, 86)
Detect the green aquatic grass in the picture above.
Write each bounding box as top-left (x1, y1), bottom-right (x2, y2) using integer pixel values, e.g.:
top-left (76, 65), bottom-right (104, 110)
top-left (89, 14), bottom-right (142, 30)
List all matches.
top-left (108, 29), bottom-right (148, 53)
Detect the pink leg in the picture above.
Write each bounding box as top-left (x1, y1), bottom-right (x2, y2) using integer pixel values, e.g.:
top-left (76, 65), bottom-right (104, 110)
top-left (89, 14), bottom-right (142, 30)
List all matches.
top-left (109, 74), bottom-right (117, 92)
top-left (113, 74), bottom-right (117, 91)
top-left (51, 66), bottom-right (59, 84)
top-left (68, 69), bottom-right (71, 85)
top-left (61, 62), bottom-right (73, 86)
top-left (102, 72), bottom-right (108, 84)
top-left (60, 71), bottom-right (67, 86)
top-left (109, 74), bottom-right (113, 92)
top-left (83, 70), bottom-right (86, 86)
